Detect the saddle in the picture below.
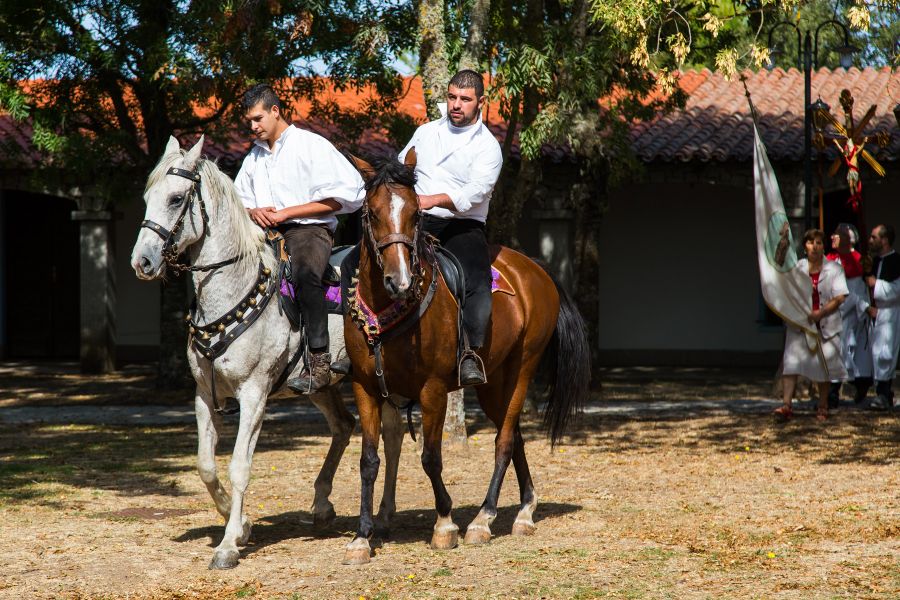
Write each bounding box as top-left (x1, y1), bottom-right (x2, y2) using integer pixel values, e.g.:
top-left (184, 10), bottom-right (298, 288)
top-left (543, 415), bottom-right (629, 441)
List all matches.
top-left (266, 230), bottom-right (350, 330)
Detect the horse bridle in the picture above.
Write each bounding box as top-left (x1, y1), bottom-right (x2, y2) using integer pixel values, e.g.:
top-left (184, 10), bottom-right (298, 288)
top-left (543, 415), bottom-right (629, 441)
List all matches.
top-left (360, 189), bottom-right (427, 297)
top-left (140, 165), bottom-right (239, 273)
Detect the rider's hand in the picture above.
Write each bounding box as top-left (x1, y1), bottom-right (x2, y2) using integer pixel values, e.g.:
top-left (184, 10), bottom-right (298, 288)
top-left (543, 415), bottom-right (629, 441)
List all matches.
top-left (867, 305), bottom-right (878, 320)
top-left (265, 208), bottom-right (287, 225)
top-left (248, 207), bottom-right (275, 228)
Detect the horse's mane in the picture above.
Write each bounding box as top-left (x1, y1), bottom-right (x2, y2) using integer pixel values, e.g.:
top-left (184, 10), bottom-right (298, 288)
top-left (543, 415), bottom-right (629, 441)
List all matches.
top-left (145, 150), bottom-right (275, 272)
top-left (365, 157), bottom-right (417, 192)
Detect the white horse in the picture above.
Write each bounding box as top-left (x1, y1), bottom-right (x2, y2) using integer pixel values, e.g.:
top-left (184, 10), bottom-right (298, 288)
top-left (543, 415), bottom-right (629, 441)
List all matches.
top-left (130, 136), bottom-right (403, 570)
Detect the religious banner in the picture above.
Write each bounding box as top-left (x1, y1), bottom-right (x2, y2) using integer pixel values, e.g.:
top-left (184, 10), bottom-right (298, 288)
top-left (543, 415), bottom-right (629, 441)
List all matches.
top-left (753, 122), bottom-right (819, 346)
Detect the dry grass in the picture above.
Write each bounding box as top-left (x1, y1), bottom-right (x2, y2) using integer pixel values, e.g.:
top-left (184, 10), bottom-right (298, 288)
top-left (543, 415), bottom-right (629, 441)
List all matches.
top-left (0, 366), bottom-right (898, 599)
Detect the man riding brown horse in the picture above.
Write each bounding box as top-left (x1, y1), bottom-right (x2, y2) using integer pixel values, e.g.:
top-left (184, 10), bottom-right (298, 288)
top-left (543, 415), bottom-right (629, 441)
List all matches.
top-left (398, 69), bottom-right (503, 385)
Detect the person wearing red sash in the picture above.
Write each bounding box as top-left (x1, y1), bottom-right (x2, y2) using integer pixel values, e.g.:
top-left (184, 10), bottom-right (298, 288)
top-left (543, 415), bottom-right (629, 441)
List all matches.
top-left (826, 223), bottom-right (872, 406)
top-left (776, 229), bottom-right (849, 421)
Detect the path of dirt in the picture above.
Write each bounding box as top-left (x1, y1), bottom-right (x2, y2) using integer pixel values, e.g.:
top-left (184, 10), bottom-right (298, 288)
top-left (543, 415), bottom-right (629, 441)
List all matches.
top-left (1, 362), bottom-right (897, 599)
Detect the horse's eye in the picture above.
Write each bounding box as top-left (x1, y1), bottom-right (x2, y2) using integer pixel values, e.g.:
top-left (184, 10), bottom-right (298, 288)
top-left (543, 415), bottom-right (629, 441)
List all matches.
top-left (169, 194), bottom-right (184, 206)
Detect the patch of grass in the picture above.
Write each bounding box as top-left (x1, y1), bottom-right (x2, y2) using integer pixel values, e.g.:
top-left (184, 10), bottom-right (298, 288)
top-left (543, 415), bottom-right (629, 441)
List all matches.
top-left (234, 584), bottom-right (256, 598)
top-left (431, 567), bottom-right (451, 577)
top-left (570, 587), bottom-right (605, 599)
top-left (638, 547), bottom-right (676, 562)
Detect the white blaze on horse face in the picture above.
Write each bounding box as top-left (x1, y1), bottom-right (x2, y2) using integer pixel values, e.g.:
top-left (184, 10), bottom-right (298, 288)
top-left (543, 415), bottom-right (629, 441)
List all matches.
top-left (389, 192), bottom-right (412, 287)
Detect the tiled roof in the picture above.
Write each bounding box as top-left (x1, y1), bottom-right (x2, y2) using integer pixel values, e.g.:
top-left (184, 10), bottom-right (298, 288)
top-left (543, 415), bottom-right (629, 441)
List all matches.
top-left (631, 67), bottom-right (900, 163)
top-left (3, 68), bottom-right (899, 171)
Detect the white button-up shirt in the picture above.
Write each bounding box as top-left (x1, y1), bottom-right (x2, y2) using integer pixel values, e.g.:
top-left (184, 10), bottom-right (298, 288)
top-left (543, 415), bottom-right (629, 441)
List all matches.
top-left (235, 125), bottom-right (365, 231)
top-left (399, 116), bottom-right (502, 223)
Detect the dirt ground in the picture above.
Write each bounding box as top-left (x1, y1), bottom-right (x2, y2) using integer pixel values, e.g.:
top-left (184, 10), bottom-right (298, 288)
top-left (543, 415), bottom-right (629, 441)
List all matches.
top-left (0, 364), bottom-right (898, 599)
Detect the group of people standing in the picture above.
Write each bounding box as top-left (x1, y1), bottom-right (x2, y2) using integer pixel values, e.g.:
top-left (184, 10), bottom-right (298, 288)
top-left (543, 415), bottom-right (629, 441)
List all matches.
top-left (233, 70), bottom-right (502, 394)
top-left (777, 222), bottom-right (900, 420)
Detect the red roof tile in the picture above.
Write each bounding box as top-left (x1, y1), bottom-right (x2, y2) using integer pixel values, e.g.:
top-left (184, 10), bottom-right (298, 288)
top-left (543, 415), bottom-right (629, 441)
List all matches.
top-left (632, 66), bottom-right (900, 163)
top-left (2, 68), bottom-right (898, 172)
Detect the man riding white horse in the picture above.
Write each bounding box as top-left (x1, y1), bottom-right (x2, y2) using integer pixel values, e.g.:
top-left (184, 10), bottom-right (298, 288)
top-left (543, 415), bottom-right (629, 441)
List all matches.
top-left (235, 83), bottom-right (364, 393)
top-left (398, 69), bottom-right (503, 385)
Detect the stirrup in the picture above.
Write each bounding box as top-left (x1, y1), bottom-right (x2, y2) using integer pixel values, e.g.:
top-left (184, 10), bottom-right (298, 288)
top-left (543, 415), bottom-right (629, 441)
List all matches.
top-left (458, 350), bottom-right (486, 387)
top-left (330, 357), bottom-right (353, 375)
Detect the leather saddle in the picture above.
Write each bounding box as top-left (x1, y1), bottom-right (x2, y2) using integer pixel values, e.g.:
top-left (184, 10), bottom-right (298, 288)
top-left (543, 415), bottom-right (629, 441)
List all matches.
top-left (267, 229), bottom-right (352, 329)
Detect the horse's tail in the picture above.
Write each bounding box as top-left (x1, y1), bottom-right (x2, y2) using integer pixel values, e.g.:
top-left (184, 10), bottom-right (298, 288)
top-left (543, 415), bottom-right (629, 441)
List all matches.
top-left (536, 263), bottom-right (591, 447)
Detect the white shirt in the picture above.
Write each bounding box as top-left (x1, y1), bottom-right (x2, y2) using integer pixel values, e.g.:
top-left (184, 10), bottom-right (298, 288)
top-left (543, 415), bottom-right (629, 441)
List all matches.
top-left (399, 116), bottom-right (502, 223)
top-left (235, 125), bottom-right (365, 231)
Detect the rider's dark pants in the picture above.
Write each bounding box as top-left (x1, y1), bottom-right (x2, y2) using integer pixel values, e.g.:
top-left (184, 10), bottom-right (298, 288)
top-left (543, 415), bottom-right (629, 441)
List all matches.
top-left (279, 223), bottom-right (333, 351)
top-left (422, 215), bottom-right (492, 348)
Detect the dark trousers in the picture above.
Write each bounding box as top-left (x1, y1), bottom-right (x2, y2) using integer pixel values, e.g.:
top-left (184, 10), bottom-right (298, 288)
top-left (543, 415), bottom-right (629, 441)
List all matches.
top-left (423, 215), bottom-right (492, 348)
top-left (280, 224), bottom-right (333, 350)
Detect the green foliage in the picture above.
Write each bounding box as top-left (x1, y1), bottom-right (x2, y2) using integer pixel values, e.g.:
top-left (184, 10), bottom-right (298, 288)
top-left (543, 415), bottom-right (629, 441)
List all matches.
top-left (0, 0), bottom-right (417, 203)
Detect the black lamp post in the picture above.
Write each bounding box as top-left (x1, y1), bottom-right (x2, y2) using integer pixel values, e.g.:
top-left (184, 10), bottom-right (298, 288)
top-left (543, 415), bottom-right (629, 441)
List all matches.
top-left (767, 19), bottom-right (858, 231)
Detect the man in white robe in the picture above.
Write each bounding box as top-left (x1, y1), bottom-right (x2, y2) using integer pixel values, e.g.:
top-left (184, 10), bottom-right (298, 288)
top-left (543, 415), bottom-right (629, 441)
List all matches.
top-left (860, 224), bottom-right (900, 409)
top-left (399, 70), bottom-right (503, 385)
top-left (234, 84), bottom-right (365, 392)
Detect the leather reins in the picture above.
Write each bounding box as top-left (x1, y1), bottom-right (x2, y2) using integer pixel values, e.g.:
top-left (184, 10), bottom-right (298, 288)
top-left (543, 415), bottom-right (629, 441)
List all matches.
top-left (140, 165), bottom-right (240, 273)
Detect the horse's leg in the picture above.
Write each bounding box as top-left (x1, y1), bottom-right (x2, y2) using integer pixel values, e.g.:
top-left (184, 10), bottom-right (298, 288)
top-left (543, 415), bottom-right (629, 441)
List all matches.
top-left (343, 382), bottom-right (382, 565)
top-left (509, 421), bottom-right (538, 536)
top-left (419, 382), bottom-right (458, 550)
top-left (375, 401), bottom-right (404, 537)
top-left (195, 390), bottom-right (232, 519)
top-left (209, 385), bottom-right (267, 570)
top-left (466, 355), bottom-right (539, 544)
top-left (463, 371), bottom-right (509, 545)
top-left (308, 384), bottom-right (356, 527)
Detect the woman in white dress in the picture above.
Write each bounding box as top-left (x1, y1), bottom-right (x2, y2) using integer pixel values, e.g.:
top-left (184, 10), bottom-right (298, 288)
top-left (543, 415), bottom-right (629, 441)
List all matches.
top-left (776, 229), bottom-right (849, 421)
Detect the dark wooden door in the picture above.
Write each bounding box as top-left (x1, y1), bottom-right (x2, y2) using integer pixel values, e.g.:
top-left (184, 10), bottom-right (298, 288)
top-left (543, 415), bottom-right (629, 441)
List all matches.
top-left (2, 192), bottom-right (79, 358)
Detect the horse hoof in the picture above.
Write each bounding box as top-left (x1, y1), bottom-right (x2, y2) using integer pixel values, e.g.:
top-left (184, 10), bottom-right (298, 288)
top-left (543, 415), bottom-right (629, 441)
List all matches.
top-left (314, 506), bottom-right (337, 529)
top-left (431, 529), bottom-right (459, 550)
top-left (464, 524), bottom-right (492, 545)
top-left (237, 520), bottom-right (253, 546)
top-left (511, 519), bottom-right (536, 536)
top-left (208, 549), bottom-right (240, 570)
top-left (342, 541), bottom-right (373, 565)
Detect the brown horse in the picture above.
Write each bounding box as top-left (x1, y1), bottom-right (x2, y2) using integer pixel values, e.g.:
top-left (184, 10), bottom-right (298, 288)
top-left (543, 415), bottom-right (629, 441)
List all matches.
top-left (341, 150), bottom-right (591, 565)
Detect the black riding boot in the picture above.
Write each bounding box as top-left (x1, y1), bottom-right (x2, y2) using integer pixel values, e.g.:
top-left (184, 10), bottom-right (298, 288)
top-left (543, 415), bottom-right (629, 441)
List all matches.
top-left (459, 350), bottom-right (487, 386)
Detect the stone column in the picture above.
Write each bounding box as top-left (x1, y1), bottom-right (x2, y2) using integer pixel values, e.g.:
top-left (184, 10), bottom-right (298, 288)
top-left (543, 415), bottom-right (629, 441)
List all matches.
top-left (72, 209), bottom-right (116, 373)
top-left (532, 207), bottom-right (575, 293)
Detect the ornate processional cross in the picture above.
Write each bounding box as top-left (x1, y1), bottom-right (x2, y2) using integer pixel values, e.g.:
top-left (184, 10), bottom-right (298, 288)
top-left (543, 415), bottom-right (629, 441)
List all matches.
top-left (813, 89), bottom-right (889, 213)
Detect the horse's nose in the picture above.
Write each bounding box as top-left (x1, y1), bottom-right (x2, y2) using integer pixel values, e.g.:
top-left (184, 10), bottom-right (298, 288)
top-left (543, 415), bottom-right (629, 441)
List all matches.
top-left (384, 274), bottom-right (410, 299)
top-left (140, 256), bottom-right (154, 275)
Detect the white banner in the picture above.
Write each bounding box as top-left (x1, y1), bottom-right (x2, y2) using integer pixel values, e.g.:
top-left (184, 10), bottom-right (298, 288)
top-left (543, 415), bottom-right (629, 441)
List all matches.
top-left (753, 122), bottom-right (819, 347)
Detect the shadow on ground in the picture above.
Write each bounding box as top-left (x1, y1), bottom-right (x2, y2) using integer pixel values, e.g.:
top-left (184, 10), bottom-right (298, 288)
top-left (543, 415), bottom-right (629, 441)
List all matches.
top-left (173, 501), bottom-right (581, 559)
top-left (0, 421), bottom-right (327, 505)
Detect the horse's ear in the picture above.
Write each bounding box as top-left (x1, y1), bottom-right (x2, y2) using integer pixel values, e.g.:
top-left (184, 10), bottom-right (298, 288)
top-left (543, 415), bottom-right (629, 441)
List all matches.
top-left (184, 135), bottom-right (205, 168)
top-left (346, 153), bottom-right (375, 182)
top-left (164, 136), bottom-right (181, 156)
top-left (404, 147), bottom-right (417, 169)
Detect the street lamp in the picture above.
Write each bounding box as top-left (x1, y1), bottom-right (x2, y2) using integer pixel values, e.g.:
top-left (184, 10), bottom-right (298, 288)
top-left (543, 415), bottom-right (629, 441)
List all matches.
top-left (767, 18), bottom-right (858, 230)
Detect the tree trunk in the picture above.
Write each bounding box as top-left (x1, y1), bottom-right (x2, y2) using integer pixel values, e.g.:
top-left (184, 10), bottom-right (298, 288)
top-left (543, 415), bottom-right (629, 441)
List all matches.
top-left (416, 0), bottom-right (468, 445)
top-left (417, 0), bottom-right (450, 119)
top-left (458, 0), bottom-right (491, 72)
top-left (157, 277), bottom-right (191, 389)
